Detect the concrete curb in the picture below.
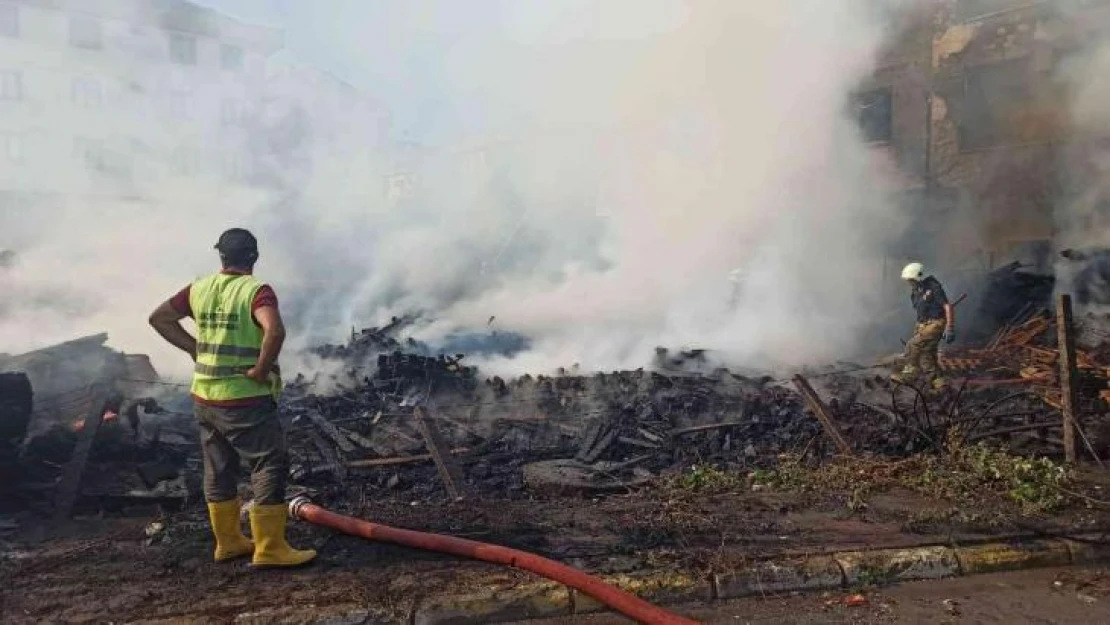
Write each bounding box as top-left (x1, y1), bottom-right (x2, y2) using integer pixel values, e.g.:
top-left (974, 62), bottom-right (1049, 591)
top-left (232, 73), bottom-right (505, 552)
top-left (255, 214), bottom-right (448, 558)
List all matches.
top-left (403, 535), bottom-right (1110, 625)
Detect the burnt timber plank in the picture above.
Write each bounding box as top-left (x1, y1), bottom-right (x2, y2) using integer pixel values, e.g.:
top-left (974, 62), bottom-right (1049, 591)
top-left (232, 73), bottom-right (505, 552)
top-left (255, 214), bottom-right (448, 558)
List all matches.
top-left (1056, 294), bottom-right (1079, 463)
top-left (52, 383), bottom-right (109, 522)
top-left (792, 375), bottom-right (853, 457)
top-left (413, 406), bottom-right (464, 500)
top-left (305, 409), bottom-right (357, 454)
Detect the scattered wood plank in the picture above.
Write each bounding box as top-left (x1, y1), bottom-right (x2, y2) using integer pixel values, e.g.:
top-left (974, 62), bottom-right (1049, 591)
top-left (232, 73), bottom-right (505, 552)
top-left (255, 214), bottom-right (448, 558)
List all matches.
top-left (346, 447), bottom-right (471, 469)
top-left (52, 384), bottom-right (110, 523)
top-left (339, 426), bottom-right (376, 450)
top-left (413, 406), bottom-right (465, 500)
top-left (305, 410), bottom-right (357, 454)
top-left (1056, 294), bottom-right (1079, 463)
top-left (671, 421), bottom-right (745, 437)
top-left (791, 375), bottom-right (853, 457)
top-left (616, 436), bottom-right (660, 449)
top-left (309, 430), bottom-right (348, 482)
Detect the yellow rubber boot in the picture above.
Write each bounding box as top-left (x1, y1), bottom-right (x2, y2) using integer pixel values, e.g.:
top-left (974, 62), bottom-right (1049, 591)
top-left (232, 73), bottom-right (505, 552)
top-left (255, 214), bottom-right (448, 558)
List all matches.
top-left (207, 499), bottom-right (254, 562)
top-left (249, 503), bottom-right (316, 568)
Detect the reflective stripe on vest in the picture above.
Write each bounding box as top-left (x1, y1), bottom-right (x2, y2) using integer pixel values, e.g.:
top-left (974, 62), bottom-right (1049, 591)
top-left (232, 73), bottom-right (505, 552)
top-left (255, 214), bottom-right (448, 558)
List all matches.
top-left (194, 363), bottom-right (282, 377)
top-left (188, 273), bottom-right (275, 402)
top-left (196, 342), bottom-right (261, 358)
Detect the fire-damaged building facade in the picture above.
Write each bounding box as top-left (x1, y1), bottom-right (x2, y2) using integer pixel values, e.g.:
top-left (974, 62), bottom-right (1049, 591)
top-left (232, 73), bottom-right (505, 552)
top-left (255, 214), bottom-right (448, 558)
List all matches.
top-left (858, 0), bottom-right (1110, 278)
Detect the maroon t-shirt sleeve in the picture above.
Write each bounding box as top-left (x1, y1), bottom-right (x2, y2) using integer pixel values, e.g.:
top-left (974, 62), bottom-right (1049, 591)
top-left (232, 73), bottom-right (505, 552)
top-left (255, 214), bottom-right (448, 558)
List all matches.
top-left (252, 285), bottom-right (277, 311)
top-left (168, 286), bottom-right (192, 317)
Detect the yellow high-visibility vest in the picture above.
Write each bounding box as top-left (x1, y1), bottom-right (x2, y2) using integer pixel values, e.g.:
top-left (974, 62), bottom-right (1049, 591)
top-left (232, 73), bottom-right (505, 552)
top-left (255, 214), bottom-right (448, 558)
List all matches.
top-left (188, 273), bottom-right (277, 401)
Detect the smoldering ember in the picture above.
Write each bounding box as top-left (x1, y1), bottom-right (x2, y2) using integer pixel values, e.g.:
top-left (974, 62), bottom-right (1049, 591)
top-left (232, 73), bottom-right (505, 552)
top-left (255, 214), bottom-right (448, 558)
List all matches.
top-left (4, 2), bottom-right (1110, 624)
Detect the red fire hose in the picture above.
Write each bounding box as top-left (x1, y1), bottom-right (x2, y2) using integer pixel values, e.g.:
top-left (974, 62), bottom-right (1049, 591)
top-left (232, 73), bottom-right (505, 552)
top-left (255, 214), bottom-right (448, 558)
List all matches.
top-left (289, 497), bottom-right (701, 625)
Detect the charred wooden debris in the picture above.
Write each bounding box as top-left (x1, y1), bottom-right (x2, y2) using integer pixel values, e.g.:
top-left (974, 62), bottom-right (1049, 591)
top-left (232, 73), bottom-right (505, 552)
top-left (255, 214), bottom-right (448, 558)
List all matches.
top-left (284, 304), bottom-right (1110, 501)
top-left (3, 304), bottom-right (1110, 516)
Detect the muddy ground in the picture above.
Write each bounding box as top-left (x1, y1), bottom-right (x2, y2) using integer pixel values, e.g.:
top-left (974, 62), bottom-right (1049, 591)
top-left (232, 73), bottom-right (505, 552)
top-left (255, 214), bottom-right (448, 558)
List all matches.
top-left (518, 565), bottom-right (1110, 624)
top-left (3, 470), bottom-right (1110, 624)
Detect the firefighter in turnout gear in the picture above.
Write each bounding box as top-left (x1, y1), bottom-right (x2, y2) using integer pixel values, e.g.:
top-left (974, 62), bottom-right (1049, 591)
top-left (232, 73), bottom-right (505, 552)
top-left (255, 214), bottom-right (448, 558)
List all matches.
top-left (149, 228), bottom-right (316, 568)
top-left (892, 262), bottom-right (955, 389)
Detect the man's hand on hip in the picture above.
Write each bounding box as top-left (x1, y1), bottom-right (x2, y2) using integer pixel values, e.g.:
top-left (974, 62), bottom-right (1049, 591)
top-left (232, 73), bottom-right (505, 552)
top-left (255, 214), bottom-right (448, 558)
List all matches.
top-left (245, 366), bottom-right (270, 384)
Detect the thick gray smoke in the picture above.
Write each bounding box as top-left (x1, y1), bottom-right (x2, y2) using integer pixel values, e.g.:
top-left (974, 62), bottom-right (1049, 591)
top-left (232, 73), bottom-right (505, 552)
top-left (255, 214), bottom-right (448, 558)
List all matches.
top-left (382, 0), bottom-right (912, 374)
top-left (1058, 43), bottom-right (1110, 250)
top-left (1052, 13), bottom-right (1110, 307)
top-left (0, 0), bottom-right (911, 380)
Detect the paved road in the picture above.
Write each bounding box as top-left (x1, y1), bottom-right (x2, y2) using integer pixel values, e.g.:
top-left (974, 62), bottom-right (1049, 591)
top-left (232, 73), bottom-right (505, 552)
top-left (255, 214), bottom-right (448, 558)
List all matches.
top-left (513, 565), bottom-right (1110, 624)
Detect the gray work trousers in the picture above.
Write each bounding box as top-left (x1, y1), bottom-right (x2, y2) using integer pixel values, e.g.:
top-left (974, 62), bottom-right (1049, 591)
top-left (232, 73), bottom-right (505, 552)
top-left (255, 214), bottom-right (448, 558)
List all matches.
top-left (194, 400), bottom-right (288, 505)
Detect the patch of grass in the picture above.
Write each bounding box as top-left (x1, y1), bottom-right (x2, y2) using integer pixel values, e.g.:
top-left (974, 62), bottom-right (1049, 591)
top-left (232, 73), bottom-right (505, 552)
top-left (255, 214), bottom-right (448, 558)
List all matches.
top-left (754, 443), bottom-right (1074, 515)
top-left (668, 464), bottom-right (744, 493)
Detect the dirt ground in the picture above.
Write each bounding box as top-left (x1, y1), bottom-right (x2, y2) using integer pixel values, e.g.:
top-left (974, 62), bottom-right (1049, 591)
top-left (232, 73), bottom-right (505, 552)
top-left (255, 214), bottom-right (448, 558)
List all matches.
top-left (2, 479), bottom-right (1109, 623)
top-left (516, 565), bottom-right (1110, 624)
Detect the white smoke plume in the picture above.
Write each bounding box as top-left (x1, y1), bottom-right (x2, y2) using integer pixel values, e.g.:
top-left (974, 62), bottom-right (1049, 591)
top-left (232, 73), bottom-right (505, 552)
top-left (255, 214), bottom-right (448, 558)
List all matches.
top-left (1058, 40), bottom-right (1110, 251)
top-left (0, 0), bottom-right (913, 381)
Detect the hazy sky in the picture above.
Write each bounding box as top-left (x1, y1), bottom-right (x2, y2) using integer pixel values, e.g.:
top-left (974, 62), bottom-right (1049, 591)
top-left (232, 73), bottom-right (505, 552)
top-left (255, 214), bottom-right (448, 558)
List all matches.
top-left (195, 0), bottom-right (689, 143)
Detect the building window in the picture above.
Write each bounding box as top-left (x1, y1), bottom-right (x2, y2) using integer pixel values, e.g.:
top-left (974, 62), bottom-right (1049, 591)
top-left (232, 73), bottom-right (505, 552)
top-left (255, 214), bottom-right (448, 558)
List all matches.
top-left (0, 5), bottom-right (19, 38)
top-left (168, 91), bottom-right (191, 119)
top-left (958, 58), bottom-right (1033, 150)
top-left (169, 33), bottom-right (197, 65)
top-left (220, 44), bottom-right (243, 71)
top-left (170, 147), bottom-right (198, 176)
top-left (0, 70), bottom-right (22, 101)
top-left (69, 17), bottom-right (104, 50)
top-left (220, 99), bottom-right (249, 126)
top-left (71, 77), bottom-right (104, 107)
top-left (73, 137), bottom-right (108, 171)
top-left (74, 138), bottom-right (130, 176)
top-left (221, 152), bottom-right (248, 181)
top-left (0, 132), bottom-right (24, 164)
top-left (385, 173), bottom-right (416, 201)
top-left (854, 87), bottom-right (893, 143)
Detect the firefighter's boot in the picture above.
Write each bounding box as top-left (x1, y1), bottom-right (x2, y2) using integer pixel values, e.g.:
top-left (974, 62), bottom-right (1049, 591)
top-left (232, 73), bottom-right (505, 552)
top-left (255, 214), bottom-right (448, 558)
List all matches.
top-left (891, 366), bottom-right (918, 385)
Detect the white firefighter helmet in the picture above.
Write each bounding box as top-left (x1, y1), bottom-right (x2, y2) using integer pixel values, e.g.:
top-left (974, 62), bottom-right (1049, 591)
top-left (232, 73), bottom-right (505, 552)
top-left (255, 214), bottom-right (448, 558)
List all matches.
top-left (900, 262), bottom-right (924, 281)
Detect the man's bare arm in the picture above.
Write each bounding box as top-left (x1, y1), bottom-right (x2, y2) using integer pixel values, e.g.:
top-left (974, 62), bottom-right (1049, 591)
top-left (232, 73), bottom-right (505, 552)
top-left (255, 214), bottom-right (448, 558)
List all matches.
top-left (944, 302), bottom-right (955, 329)
top-left (149, 301), bottom-right (197, 360)
top-left (251, 305), bottom-right (286, 377)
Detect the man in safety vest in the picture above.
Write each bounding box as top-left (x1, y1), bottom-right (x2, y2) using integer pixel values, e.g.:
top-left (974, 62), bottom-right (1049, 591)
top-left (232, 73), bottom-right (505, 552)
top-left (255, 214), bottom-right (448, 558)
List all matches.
top-left (149, 228), bottom-right (315, 567)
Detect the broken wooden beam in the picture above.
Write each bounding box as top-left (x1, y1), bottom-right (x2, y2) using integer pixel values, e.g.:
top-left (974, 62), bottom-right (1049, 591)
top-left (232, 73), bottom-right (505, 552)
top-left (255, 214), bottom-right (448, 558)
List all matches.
top-left (346, 447), bottom-right (470, 469)
top-left (305, 409), bottom-right (357, 454)
top-left (340, 426), bottom-right (376, 451)
top-left (52, 384), bottom-right (110, 523)
top-left (1056, 294), bottom-right (1079, 463)
top-left (671, 421), bottom-right (745, 436)
top-left (791, 375), bottom-right (853, 457)
top-left (616, 436), bottom-right (660, 449)
top-left (309, 430), bottom-right (348, 482)
top-left (413, 406), bottom-right (465, 500)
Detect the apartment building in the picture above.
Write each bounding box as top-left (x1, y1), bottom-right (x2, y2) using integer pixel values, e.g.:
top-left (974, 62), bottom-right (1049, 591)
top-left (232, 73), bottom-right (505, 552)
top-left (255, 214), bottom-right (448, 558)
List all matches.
top-left (0, 0), bottom-right (285, 207)
top-left (930, 0), bottom-right (1110, 268)
top-left (856, 0), bottom-right (1110, 273)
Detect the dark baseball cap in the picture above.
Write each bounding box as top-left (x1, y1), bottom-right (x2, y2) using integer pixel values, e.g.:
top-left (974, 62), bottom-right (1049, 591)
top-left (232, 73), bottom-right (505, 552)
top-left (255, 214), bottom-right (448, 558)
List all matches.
top-left (214, 228), bottom-right (258, 253)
